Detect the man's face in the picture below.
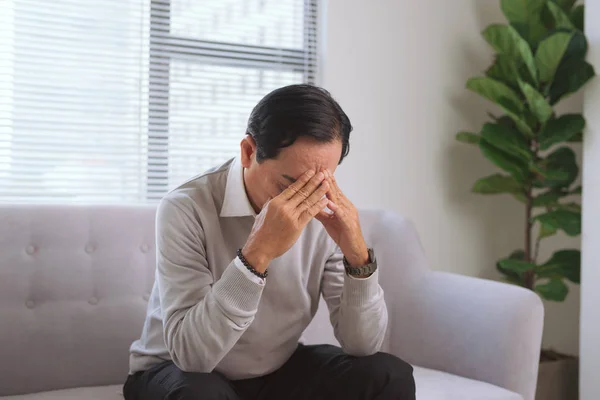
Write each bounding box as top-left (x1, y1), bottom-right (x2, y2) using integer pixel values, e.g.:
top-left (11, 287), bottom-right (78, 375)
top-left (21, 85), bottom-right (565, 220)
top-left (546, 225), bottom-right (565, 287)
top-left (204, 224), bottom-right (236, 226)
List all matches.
top-left (241, 136), bottom-right (343, 212)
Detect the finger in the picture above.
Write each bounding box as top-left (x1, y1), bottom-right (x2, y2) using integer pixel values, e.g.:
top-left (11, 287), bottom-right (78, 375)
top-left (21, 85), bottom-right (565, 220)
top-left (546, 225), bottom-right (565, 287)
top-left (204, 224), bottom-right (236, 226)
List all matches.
top-left (280, 169), bottom-right (316, 201)
top-left (288, 171), bottom-right (326, 207)
top-left (315, 209), bottom-right (333, 224)
top-left (297, 181), bottom-right (329, 214)
top-left (300, 197), bottom-right (329, 225)
top-left (326, 170), bottom-right (342, 198)
top-left (327, 200), bottom-right (339, 213)
top-left (323, 170), bottom-right (340, 201)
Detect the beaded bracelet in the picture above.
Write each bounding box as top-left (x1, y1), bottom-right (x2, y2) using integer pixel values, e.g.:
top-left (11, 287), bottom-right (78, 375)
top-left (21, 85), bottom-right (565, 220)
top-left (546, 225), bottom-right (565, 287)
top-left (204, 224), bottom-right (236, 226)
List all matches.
top-left (237, 249), bottom-right (268, 279)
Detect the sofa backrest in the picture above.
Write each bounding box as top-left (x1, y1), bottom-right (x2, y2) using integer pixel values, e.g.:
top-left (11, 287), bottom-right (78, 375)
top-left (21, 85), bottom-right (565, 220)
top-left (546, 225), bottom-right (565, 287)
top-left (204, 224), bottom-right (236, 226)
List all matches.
top-left (0, 205), bottom-right (429, 396)
top-left (0, 205), bottom-right (157, 396)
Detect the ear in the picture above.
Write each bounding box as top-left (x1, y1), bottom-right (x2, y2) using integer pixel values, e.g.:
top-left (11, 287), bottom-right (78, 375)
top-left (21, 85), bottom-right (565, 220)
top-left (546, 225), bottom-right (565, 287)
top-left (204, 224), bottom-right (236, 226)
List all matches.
top-left (240, 135), bottom-right (256, 169)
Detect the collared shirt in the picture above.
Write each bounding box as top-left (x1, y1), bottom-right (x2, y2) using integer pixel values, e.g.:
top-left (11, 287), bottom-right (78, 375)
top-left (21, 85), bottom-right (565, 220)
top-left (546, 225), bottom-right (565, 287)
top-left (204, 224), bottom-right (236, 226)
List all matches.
top-left (129, 157), bottom-right (388, 379)
top-left (221, 157), bottom-right (264, 285)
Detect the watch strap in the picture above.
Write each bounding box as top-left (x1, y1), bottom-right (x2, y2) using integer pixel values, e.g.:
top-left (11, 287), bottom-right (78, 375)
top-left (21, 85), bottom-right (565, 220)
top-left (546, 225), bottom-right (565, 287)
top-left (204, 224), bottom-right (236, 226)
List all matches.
top-left (343, 248), bottom-right (377, 277)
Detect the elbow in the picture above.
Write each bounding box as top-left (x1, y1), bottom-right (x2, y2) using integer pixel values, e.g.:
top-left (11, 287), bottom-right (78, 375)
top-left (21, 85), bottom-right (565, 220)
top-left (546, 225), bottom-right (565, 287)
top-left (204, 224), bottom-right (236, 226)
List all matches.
top-left (171, 352), bottom-right (214, 374)
top-left (340, 336), bottom-right (384, 357)
top-left (164, 321), bottom-right (217, 374)
top-left (335, 306), bottom-right (388, 357)
top-left (336, 321), bottom-right (387, 357)
top-left (342, 345), bottom-right (379, 357)
top-left (166, 337), bottom-right (216, 373)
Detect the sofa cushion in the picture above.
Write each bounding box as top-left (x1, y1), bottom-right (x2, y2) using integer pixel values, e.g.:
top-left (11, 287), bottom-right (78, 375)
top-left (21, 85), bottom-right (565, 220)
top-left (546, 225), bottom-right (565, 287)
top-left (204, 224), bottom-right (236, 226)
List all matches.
top-left (0, 367), bottom-right (523, 400)
top-left (0, 385), bottom-right (123, 400)
top-left (414, 366), bottom-right (523, 400)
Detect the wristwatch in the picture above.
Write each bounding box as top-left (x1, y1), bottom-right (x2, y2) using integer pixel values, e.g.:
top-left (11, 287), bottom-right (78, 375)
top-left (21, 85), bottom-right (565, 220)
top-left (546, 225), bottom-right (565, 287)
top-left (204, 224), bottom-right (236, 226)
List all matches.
top-left (343, 248), bottom-right (377, 277)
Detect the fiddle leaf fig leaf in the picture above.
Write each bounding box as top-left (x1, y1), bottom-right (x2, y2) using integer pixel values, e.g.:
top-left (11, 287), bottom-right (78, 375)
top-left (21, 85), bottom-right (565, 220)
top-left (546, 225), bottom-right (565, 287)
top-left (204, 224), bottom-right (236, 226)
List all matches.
top-left (472, 174), bottom-right (524, 195)
top-left (536, 32), bottom-right (573, 84)
top-left (534, 209), bottom-right (581, 236)
top-left (539, 114), bottom-right (585, 150)
top-left (483, 24), bottom-right (538, 83)
top-left (536, 249), bottom-right (580, 283)
top-left (519, 80), bottom-right (553, 123)
top-left (456, 132), bottom-right (481, 145)
top-left (479, 139), bottom-right (529, 182)
top-left (536, 278), bottom-right (569, 301)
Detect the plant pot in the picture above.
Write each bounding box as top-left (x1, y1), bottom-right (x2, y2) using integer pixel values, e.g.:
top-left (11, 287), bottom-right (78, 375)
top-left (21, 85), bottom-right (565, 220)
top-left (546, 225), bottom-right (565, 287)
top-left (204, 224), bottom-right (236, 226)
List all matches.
top-left (535, 351), bottom-right (578, 400)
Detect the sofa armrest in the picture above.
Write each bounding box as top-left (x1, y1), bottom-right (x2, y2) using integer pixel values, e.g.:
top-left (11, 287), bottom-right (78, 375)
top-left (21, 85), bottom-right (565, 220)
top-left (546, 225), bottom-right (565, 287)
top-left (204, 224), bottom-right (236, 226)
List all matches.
top-left (395, 271), bottom-right (543, 400)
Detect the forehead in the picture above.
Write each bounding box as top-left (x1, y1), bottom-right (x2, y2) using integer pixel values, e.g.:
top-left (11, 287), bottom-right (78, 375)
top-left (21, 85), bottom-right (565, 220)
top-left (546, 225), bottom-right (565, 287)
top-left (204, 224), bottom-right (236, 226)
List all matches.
top-left (271, 138), bottom-right (342, 176)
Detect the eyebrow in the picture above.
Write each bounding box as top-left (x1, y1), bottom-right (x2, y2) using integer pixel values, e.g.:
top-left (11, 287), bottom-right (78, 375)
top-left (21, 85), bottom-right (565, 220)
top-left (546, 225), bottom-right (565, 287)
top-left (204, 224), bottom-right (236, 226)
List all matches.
top-left (281, 174), bottom-right (296, 183)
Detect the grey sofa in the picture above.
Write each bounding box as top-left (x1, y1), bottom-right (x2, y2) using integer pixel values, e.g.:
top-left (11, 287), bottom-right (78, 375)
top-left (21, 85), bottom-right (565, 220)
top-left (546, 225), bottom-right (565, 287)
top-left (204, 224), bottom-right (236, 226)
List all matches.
top-left (0, 205), bottom-right (544, 399)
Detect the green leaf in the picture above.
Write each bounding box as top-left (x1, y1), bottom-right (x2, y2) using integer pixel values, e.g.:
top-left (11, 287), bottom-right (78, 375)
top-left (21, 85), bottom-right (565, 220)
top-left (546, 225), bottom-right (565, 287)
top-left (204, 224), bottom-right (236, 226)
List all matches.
top-left (479, 139), bottom-right (529, 182)
top-left (536, 278), bottom-right (569, 301)
top-left (510, 249), bottom-right (526, 260)
top-left (571, 5), bottom-right (584, 31)
top-left (539, 221), bottom-right (558, 238)
top-left (496, 115), bottom-right (517, 127)
top-left (539, 114), bottom-right (586, 150)
top-left (511, 19), bottom-right (549, 47)
top-left (546, 2), bottom-right (575, 29)
top-left (535, 147), bottom-right (579, 188)
top-left (502, 0), bottom-right (547, 23)
top-left (548, 32), bottom-right (593, 105)
top-left (512, 192), bottom-right (528, 203)
top-left (467, 77), bottom-right (523, 112)
top-left (537, 249), bottom-right (580, 283)
top-left (486, 55), bottom-right (520, 87)
top-left (568, 131), bottom-right (583, 143)
top-left (496, 249), bottom-right (527, 284)
top-left (513, 118), bottom-right (535, 138)
top-left (472, 174), bottom-right (524, 195)
top-left (570, 185), bottom-right (582, 195)
top-left (534, 209), bottom-right (581, 236)
top-left (535, 32), bottom-right (574, 83)
top-left (557, 202), bottom-right (581, 212)
top-left (499, 259), bottom-right (536, 274)
top-left (518, 80), bottom-right (553, 123)
top-left (480, 122), bottom-right (532, 162)
top-left (532, 164), bottom-right (569, 182)
top-left (549, 60), bottom-right (595, 105)
top-left (563, 30), bottom-right (589, 61)
top-left (456, 131), bottom-right (480, 145)
top-left (483, 24), bottom-right (538, 83)
top-left (466, 77), bottom-right (533, 136)
top-left (533, 191), bottom-right (562, 207)
top-left (552, 0), bottom-right (576, 12)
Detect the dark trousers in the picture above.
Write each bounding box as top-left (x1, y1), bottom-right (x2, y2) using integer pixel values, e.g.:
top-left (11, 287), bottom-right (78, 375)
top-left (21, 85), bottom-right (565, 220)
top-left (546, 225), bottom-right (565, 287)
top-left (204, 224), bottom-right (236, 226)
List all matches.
top-left (123, 344), bottom-right (415, 400)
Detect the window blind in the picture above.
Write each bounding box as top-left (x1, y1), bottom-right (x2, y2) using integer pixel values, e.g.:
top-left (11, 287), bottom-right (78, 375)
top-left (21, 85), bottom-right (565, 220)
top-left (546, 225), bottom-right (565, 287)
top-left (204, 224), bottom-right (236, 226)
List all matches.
top-left (0, 0), bottom-right (319, 203)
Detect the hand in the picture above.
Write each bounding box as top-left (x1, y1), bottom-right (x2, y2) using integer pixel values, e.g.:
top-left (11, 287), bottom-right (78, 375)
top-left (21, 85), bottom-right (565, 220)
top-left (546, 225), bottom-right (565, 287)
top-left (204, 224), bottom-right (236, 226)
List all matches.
top-left (315, 170), bottom-right (369, 267)
top-left (242, 170), bottom-right (330, 272)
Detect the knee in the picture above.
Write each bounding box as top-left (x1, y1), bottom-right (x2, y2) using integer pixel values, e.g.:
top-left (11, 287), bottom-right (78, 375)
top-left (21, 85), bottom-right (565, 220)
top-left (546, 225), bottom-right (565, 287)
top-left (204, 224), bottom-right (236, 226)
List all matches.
top-left (360, 352), bottom-right (413, 377)
top-left (357, 352), bottom-right (415, 393)
top-left (168, 372), bottom-right (239, 400)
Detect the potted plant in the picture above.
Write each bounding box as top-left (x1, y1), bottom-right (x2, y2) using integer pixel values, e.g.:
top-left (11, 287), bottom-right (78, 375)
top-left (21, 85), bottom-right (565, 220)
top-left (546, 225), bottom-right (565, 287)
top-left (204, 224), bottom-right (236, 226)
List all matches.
top-left (455, 0), bottom-right (594, 399)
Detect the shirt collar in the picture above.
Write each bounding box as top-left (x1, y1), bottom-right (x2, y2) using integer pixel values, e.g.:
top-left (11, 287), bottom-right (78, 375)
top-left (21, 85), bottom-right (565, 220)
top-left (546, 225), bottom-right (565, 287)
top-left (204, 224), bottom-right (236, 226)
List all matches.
top-left (220, 157), bottom-right (257, 218)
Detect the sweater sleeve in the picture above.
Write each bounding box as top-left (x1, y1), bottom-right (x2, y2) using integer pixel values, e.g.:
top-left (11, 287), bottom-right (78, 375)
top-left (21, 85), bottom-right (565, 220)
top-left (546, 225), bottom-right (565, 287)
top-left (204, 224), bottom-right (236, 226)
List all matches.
top-left (321, 246), bottom-right (388, 356)
top-left (156, 197), bottom-right (265, 373)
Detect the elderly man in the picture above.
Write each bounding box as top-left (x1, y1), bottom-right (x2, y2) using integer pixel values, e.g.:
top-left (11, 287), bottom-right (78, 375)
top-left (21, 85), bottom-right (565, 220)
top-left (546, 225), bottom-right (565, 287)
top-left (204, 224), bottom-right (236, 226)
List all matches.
top-left (124, 84), bottom-right (415, 400)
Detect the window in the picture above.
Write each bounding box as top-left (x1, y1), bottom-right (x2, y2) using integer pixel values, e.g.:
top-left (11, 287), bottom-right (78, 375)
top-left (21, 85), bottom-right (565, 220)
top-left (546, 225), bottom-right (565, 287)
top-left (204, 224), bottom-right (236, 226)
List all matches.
top-left (0, 0), bottom-right (319, 203)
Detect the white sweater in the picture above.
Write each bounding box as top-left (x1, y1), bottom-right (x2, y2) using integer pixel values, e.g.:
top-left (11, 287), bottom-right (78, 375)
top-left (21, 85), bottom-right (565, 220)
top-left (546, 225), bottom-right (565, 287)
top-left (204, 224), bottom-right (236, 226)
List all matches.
top-left (128, 157), bottom-right (388, 379)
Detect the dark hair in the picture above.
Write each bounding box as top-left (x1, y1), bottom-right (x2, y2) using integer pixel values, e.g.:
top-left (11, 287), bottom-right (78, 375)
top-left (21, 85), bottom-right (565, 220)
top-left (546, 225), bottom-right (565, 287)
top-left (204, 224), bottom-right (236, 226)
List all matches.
top-left (246, 84), bottom-right (352, 163)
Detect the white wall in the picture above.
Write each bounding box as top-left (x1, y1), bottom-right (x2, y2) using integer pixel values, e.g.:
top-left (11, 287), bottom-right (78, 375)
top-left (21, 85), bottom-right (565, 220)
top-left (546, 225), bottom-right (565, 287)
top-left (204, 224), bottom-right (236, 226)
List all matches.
top-left (323, 0), bottom-right (581, 356)
top-left (580, 1), bottom-right (600, 397)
